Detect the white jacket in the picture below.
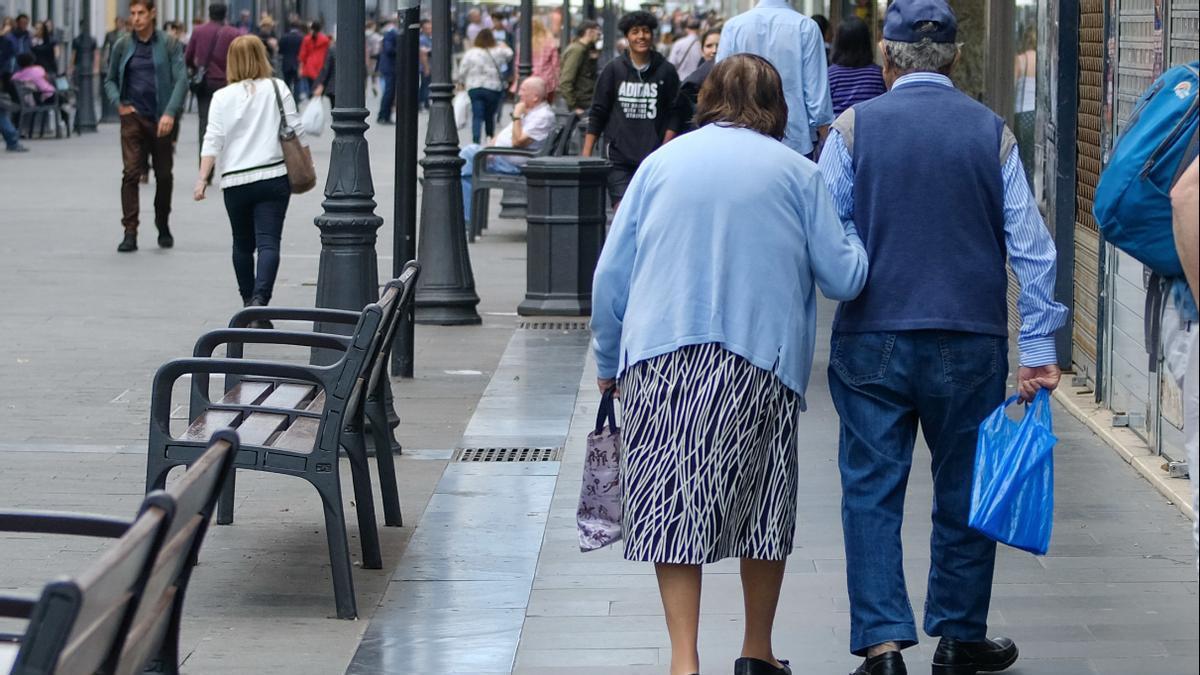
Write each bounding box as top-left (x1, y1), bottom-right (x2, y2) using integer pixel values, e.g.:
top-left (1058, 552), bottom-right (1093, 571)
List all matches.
top-left (458, 45), bottom-right (512, 92)
top-left (201, 77), bottom-right (308, 189)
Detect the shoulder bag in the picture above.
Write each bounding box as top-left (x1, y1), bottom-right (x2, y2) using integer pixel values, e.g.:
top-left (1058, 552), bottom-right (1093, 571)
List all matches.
top-left (271, 79), bottom-right (317, 194)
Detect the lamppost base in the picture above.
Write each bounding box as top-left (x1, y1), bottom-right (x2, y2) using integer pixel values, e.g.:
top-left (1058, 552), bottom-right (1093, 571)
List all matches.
top-left (517, 296), bottom-right (590, 317)
top-left (414, 297), bottom-right (484, 325)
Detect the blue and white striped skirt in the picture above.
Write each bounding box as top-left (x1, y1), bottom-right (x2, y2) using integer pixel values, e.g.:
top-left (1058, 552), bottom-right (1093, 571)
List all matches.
top-left (619, 342), bottom-right (802, 564)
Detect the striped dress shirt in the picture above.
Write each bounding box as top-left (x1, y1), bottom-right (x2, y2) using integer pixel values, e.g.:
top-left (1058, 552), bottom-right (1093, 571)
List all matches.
top-left (817, 72), bottom-right (1068, 367)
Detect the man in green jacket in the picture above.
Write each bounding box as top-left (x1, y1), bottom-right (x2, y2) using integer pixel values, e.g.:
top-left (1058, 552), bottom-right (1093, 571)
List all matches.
top-left (558, 20), bottom-right (600, 115)
top-left (103, 0), bottom-right (186, 253)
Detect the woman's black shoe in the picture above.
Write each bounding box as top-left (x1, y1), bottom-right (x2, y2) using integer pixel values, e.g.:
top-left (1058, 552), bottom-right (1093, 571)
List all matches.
top-left (734, 657), bottom-right (791, 675)
top-left (931, 637), bottom-right (1018, 675)
top-left (851, 651), bottom-right (906, 675)
top-left (117, 232), bottom-right (137, 252)
top-left (247, 297), bottom-right (274, 330)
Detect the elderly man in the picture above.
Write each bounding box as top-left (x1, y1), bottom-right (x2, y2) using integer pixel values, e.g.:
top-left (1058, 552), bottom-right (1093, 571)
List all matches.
top-left (816, 2), bottom-right (1068, 675)
top-left (717, 0), bottom-right (832, 158)
top-left (459, 76), bottom-right (556, 226)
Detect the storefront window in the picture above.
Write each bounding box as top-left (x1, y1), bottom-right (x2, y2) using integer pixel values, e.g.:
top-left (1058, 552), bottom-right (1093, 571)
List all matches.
top-left (1013, 0), bottom-right (1038, 182)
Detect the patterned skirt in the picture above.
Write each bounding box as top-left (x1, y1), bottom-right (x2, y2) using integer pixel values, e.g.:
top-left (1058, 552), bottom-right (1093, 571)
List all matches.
top-left (619, 342), bottom-right (802, 564)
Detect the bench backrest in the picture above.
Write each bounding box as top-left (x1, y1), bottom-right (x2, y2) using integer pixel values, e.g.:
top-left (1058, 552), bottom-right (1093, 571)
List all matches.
top-left (11, 506), bottom-right (169, 675)
top-left (112, 432), bottom-right (238, 675)
top-left (342, 262), bottom-right (419, 419)
top-left (362, 262), bottom-right (421, 398)
top-left (551, 112), bottom-right (579, 156)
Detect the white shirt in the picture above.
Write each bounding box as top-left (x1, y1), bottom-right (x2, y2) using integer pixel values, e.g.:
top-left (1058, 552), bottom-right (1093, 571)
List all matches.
top-left (201, 77), bottom-right (308, 189)
top-left (668, 33), bottom-right (702, 80)
top-left (458, 44), bottom-right (513, 91)
top-left (493, 101), bottom-right (556, 153)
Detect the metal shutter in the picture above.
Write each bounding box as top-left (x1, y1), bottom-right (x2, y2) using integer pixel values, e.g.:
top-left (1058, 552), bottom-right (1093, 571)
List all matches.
top-left (1073, 0), bottom-right (1105, 386)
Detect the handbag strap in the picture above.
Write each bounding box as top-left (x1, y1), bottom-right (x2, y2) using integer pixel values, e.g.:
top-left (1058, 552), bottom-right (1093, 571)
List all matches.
top-left (594, 387), bottom-right (619, 435)
top-left (270, 79), bottom-right (294, 138)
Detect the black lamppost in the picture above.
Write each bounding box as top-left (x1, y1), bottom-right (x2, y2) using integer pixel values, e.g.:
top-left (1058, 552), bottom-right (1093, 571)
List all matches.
top-left (584, 0), bottom-right (595, 20)
top-left (312, 0), bottom-right (383, 357)
top-left (560, 0), bottom-right (571, 52)
top-left (601, 0), bottom-right (616, 64)
top-left (518, 0), bottom-right (532, 81)
top-left (74, 0), bottom-right (99, 132)
top-left (391, 0), bottom-right (421, 376)
top-left (413, 0), bottom-right (481, 326)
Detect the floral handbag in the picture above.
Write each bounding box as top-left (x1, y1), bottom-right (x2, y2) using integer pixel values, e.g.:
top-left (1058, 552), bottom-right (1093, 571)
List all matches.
top-left (577, 388), bottom-right (622, 552)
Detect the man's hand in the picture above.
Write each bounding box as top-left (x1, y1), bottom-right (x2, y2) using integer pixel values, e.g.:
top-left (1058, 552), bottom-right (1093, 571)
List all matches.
top-left (313, 84), bottom-right (324, 98)
top-left (512, 100), bottom-right (527, 117)
top-left (193, 177), bottom-right (207, 201)
top-left (157, 114), bottom-right (175, 137)
top-left (118, 103), bottom-right (137, 116)
top-left (573, 108), bottom-right (586, 116)
top-left (1017, 364), bottom-right (1061, 403)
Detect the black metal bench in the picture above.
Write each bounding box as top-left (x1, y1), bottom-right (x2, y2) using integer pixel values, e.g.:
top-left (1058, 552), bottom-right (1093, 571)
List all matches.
top-left (144, 263), bottom-right (420, 620)
top-left (0, 432), bottom-right (237, 675)
top-left (468, 110), bottom-right (579, 240)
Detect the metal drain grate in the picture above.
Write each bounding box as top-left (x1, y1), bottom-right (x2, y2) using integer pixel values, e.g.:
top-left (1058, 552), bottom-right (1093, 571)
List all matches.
top-left (452, 447), bottom-right (564, 462)
top-left (517, 320), bottom-right (590, 331)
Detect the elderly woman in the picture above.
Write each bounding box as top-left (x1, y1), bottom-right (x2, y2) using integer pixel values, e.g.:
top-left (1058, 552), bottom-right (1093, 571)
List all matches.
top-left (591, 54), bottom-right (868, 675)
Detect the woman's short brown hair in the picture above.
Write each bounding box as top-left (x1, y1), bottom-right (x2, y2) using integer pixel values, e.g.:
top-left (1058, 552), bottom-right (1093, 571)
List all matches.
top-left (695, 54), bottom-right (788, 141)
top-left (474, 28), bottom-right (497, 49)
top-left (226, 34), bottom-right (274, 83)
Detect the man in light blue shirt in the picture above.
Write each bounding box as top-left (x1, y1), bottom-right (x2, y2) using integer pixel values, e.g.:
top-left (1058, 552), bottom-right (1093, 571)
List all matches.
top-left (717, 0), bottom-right (833, 157)
top-left (816, 2), bottom-right (1067, 675)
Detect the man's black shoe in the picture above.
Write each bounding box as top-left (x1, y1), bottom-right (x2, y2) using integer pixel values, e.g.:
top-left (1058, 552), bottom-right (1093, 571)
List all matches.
top-left (376, 117), bottom-right (394, 125)
top-left (5, 143), bottom-right (29, 152)
top-left (932, 637), bottom-right (1018, 675)
top-left (157, 228), bottom-right (174, 248)
top-left (117, 232), bottom-right (137, 252)
top-left (734, 657), bottom-right (791, 675)
top-left (850, 651), bottom-right (906, 675)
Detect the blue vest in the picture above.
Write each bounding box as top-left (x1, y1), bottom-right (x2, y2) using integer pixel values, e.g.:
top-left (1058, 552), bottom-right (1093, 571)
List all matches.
top-left (836, 82), bottom-right (1009, 336)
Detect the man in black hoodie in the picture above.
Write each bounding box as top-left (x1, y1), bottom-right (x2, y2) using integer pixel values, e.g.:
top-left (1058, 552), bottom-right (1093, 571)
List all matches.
top-left (582, 11), bottom-right (685, 207)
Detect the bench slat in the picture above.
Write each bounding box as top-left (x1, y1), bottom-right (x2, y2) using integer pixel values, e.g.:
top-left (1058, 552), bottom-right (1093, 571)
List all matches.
top-left (305, 390), bottom-right (326, 413)
top-left (215, 382), bottom-right (272, 407)
top-left (182, 411), bottom-right (240, 441)
top-left (258, 383), bottom-right (317, 411)
top-left (270, 417), bottom-right (321, 454)
top-left (235, 413), bottom-right (289, 446)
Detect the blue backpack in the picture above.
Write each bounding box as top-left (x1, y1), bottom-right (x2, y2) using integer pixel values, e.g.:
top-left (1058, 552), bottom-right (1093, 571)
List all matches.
top-left (1094, 62), bottom-right (1199, 278)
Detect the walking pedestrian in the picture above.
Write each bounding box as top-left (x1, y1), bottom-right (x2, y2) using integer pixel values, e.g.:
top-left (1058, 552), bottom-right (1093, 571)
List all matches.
top-left (194, 35), bottom-right (305, 324)
top-left (827, 16), bottom-right (886, 116)
top-left (718, 0), bottom-right (832, 159)
top-left (418, 19), bottom-right (432, 110)
top-left (590, 54), bottom-right (867, 675)
top-left (558, 19), bottom-right (599, 116)
top-left (582, 11), bottom-right (686, 208)
top-left (31, 21), bottom-right (59, 76)
top-left (815, 2), bottom-right (1067, 673)
top-left (667, 17), bottom-right (703, 80)
top-left (103, 0), bottom-right (186, 253)
top-left (377, 19), bottom-right (398, 124)
top-left (298, 21), bottom-right (331, 100)
top-left (186, 2), bottom-right (240, 152)
top-left (278, 20), bottom-right (303, 95)
top-left (676, 27), bottom-right (721, 131)
top-left (457, 28), bottom-right (511, 144)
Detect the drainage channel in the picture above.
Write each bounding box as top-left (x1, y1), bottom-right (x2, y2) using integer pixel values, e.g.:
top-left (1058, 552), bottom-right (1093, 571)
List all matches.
top-left (348, 325), bottom-right (590, 674)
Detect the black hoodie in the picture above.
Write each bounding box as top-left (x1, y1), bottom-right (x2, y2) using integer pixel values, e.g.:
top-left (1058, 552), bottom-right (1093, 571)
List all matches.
top-left (586, 50), bottom-right (685, 169)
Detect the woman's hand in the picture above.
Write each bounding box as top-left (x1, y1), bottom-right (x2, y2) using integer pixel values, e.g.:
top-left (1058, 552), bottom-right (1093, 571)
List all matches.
top-left (193, 178), bottom-right (208, 201)
top-left (597, 378), bottom-right (619, 397)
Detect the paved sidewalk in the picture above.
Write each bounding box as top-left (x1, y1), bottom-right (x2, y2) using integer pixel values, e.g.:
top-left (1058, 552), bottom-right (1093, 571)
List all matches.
top-left (510, 302), bottom-right (1199, 675)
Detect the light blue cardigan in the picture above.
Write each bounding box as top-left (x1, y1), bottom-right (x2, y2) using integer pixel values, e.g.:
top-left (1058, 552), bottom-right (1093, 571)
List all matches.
top-left (590, 124), bottom-right (868, 409)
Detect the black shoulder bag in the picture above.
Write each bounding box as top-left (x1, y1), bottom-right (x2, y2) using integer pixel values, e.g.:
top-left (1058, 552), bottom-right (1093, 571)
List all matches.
top-left (189, 26), bottom-right (221, 96)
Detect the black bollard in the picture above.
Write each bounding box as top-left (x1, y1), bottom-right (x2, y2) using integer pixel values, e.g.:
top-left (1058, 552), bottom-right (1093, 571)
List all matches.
top-left (517, 156), bottom-right (610, 316)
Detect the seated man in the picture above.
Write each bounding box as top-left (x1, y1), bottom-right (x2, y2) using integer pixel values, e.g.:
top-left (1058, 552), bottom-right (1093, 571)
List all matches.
top-left (460, 75), bottom-right (556, 226)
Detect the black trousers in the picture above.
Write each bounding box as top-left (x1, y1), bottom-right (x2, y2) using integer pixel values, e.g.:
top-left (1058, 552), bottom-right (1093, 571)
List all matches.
top-left (196, 87), bottom-right (214, 155)
top-left (222, 175), bottom-right (291, 303)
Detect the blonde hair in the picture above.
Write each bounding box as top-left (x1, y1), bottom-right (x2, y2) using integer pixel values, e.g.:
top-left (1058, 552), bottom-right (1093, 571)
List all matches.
top-left (226, 34), bottom-right (274, 83)
top-left (531, 19), bottom-right (550, 52)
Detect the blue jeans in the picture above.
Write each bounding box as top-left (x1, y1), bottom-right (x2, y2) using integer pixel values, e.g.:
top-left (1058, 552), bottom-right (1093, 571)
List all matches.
top-left (1, 110), bottom-right (20, 149)
top-left (378, 72), bottom-right (396, 121)
top-left (459, 143), bottom-right (523, 225)
top-left (468, 87), bottom-right (503, 144)
top-left (829, 330), bottom-right (1007, 656)
top-left (223, 175), bottom-right (291, 303)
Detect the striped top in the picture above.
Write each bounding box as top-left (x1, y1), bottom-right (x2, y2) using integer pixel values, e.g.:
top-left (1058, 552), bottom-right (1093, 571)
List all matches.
top-left (828, 64), bottom-right (886, 116)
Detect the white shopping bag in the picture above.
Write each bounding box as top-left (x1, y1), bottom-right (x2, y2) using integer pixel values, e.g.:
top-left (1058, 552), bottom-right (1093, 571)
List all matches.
top-left (452, 90), bottom-right (470, 130)
top-left (300, 96), bottom-right (328, 137)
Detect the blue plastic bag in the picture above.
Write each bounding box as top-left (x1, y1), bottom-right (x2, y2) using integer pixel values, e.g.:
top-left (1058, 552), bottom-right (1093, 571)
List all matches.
top-left (969, 390), bottom-right (1057, 555)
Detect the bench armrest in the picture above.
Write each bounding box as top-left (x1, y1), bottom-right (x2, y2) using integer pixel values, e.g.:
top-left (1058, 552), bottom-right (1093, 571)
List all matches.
top-left (474, 147), bottom-right (536, 177)
top-left (0, 511), bottom-right (131, 538)
top-left (228, 307), bottom-right (363, 329)
top-left (153, 357), bottom-right (336, 439)
top-left (0, 594), bottom-right (37, 620)
top-left (192, 329), bottom-right (352, 359)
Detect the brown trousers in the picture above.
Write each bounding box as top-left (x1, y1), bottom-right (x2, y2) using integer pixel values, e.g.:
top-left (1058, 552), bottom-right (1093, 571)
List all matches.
top-left (120, 113), bottom-right (178, 234)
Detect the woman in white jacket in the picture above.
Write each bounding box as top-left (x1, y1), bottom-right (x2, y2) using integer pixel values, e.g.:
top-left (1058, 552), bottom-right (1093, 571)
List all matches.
top-left (194, 35), bottom-right (307, 326)
top-left (457, 28), bottom-right (512, 144)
